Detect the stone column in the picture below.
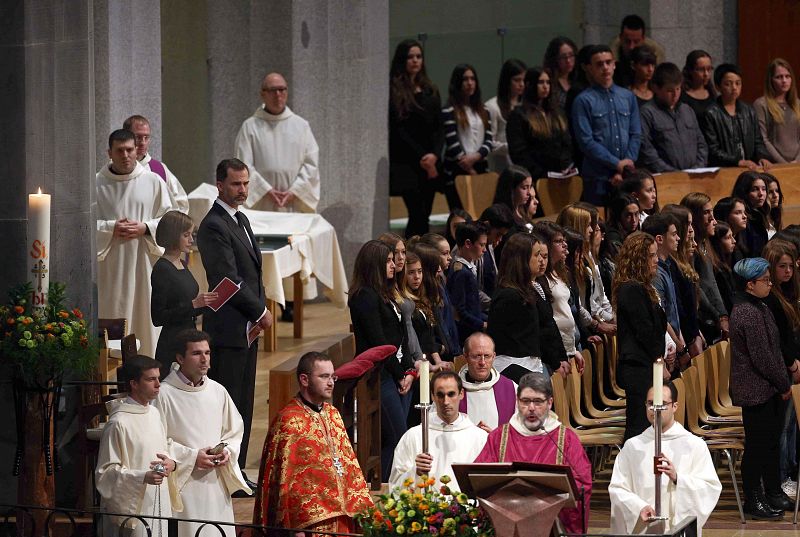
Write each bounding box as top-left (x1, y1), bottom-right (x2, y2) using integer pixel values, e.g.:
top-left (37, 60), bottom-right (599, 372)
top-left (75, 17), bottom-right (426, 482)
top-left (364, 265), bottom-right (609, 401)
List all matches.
top-left (206, 0), bottom-right (390, 275)
top-left (93, 0), bottom-right (163, 166)
top-left (0, 0), bottom-right (96, 504)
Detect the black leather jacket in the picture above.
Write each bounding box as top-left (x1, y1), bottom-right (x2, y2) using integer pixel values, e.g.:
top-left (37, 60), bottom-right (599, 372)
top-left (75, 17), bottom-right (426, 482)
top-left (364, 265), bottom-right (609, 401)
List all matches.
top-left (701, 98), bottom-right (770, 166)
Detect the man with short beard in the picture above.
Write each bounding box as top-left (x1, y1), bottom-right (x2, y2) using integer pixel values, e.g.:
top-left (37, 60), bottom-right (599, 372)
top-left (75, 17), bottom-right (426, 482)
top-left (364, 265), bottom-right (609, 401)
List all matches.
top-left (474, 372), bottom-right (592, 534)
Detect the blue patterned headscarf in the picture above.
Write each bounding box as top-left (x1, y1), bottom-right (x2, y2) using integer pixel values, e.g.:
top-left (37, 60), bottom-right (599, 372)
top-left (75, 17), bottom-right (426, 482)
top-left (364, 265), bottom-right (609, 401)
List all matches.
top-left (733, 257), bottom-right (769, 281)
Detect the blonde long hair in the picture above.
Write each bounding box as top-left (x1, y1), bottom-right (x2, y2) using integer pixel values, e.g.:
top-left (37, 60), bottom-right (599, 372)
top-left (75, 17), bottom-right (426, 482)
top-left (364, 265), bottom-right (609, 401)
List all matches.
top-left (764, 58), bottom-right (800, 124)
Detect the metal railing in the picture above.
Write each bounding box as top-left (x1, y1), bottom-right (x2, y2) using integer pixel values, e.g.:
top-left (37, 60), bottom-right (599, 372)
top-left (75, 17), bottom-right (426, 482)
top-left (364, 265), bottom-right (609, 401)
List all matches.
top-left (0, 504), bottom-right (360, 537)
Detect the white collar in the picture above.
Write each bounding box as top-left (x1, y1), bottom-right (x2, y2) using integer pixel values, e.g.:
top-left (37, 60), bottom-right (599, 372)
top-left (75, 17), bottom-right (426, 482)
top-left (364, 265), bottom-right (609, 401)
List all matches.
top-left (139, 153), bottom-right (152, 165)
top-left (215, 198), bottom-right (240, 221)
top-left (429, 411), bottom-right (476, 432)
top-left (458, 366), bottom-right (501, 392)
top-left (254, 105), bottom-right (294, 122)
top-left (454, 256), bottom-right (476, 271)
top-left (99, 160), bottom-right (146, 182)
top-left (509, 410), bottom-right (560, 436)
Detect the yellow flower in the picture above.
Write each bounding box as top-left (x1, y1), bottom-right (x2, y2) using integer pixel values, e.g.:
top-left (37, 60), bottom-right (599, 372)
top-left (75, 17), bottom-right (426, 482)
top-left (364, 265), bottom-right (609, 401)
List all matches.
top-left (403, 477), bottom-right (414, 488)
top-left (410, 521), bottom-right (422, 532)
top-left (396, 524), bottom-right (406, 534)
top-left (439, 475), bottom-right (451, 484)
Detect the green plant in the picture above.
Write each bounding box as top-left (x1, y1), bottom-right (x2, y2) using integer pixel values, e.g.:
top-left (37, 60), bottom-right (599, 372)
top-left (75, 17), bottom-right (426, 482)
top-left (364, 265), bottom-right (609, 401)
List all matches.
top-left (357, 474), bottom-right (494, 536)
top-left (0, 282), bottom-right (97, 384)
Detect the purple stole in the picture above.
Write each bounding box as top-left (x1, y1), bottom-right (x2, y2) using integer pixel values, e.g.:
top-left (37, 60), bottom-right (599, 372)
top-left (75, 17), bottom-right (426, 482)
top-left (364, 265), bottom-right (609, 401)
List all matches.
top-left (459, 374), bottom-right (517, 425)
top-left (148, 158), bottom-right (167, 182)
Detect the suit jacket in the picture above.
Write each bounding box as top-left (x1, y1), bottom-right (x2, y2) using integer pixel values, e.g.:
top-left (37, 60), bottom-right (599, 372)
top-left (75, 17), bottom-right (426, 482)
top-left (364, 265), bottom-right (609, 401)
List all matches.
top-left (197, 201), bottom-right (266, 348)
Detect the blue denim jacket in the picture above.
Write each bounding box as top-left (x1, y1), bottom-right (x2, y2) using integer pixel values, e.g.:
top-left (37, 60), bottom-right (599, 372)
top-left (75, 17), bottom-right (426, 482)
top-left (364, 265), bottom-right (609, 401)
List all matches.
top-left (653, 258), bottom-right (680, 335)
top-left (571, 84), bottom-right (641, 181)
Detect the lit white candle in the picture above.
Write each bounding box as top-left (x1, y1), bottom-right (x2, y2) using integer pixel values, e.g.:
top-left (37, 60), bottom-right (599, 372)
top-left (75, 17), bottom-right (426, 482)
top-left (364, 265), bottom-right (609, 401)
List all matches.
top-left (419, 360), bottom-right (430, 405)
top-left (28, 188), bottom-right (51, 308)
top-left (652, 359), bottom-right (664, 406)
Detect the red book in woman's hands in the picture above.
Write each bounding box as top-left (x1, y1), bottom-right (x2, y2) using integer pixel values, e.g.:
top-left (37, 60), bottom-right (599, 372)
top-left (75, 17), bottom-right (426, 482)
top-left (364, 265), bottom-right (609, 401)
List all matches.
top-left (207, 277), bottom-right (241, 311)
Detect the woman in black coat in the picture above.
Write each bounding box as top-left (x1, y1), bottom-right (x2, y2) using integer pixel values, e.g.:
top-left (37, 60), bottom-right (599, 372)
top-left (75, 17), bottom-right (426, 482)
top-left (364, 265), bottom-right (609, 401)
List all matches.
top-left (612, 231), bottom-right (669, 441)
top-left (389, 39), bottom-right (443, 237)
top-left (348, 240), bottom-right (415, 481)
top-left (488, 232), bottom-right (568, 383)
top-left (151, 211), bottom-right (217, 378)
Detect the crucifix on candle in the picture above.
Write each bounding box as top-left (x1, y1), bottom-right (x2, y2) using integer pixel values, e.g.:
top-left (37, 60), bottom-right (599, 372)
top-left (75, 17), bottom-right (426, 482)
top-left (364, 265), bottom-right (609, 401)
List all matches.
top-left (28, 188), bottom-right (51, 309)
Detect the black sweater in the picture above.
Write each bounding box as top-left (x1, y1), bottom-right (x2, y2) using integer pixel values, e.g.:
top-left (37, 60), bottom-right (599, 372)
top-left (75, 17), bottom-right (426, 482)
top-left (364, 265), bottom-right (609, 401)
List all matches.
top-left (506, 106), bottom-right (573, 179)
top-left (487, 287), bottom-right (567, 372)
top-left (616, 281), bottom-right (667, 367)
top-left (348, 287), bottom-right (413, 382)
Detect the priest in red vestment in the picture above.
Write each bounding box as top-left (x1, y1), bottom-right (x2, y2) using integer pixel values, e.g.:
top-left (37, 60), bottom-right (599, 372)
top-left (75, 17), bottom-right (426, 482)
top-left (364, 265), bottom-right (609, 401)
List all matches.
top-left (253, 352), bottom-right (373, 535)
top-left (474, 371), bottom-right (592, 533)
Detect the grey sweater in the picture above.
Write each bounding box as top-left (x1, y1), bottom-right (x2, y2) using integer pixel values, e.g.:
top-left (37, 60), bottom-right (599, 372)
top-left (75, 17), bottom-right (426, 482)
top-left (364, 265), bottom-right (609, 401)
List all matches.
top-left (754, 96), bottom-right (800, 163)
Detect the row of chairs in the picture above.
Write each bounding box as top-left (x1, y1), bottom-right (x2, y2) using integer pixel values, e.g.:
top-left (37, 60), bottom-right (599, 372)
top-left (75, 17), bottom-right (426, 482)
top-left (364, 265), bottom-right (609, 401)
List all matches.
top-left (397, 172), bottom-right (584, 222)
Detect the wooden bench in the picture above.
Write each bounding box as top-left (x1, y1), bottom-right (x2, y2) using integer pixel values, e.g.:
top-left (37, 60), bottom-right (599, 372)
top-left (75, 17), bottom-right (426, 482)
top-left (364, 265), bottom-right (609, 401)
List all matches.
top-left (657, 163), bottom-right (800, 207)
top-left (267, 334), bottom-right (382, 489)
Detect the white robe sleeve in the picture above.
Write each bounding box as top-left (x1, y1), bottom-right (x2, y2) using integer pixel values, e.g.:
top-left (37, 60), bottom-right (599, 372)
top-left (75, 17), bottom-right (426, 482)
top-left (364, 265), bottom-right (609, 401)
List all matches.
top-left (162, 162), bottom-right (189, 213)
top-left (235, 123), bottom-right (274, 205)
top-left (142, 179), bottom-right (171, 257)
top-left (288, 124), bottom-right (321, 213)
top-left (388, 430), bottom-right (419, 491)
top-left (97, 219), bottom-right (117, 261)
top-left (216, 387), bottom-right (252, 495)
top-left (670, 437), bottom-right (722, 530)
top-left (95, 421), bottom-right (148, 515)
top-left (608, 444), bottom-right (650, 534)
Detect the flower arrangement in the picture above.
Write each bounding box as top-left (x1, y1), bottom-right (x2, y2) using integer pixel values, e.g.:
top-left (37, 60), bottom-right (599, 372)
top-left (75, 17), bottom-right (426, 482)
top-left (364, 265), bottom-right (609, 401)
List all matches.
top-left (357, 475), bottom-right (494, 536)
top-left (0, 282), bottom-right (96, 384)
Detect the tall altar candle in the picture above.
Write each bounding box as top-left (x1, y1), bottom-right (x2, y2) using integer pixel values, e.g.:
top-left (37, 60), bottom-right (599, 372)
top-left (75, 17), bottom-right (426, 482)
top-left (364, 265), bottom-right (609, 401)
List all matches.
top-left (652, 359), bottom-right (664, 406)
top-left (28, 188), bottom-right (51, 308)
top-left (419, 359), bottom-right (430, 405)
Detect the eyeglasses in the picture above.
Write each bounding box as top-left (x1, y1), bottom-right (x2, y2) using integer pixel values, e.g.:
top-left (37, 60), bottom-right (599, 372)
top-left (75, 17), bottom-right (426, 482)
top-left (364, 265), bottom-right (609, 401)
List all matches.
top-left (558, 53), bottom-right (576, 61)
top-left (518, 398), bottom-right (549, 408)
top-left (317, 374), bottom-right (338, 382)
top-left (263, 87), bottom-right (288, 94)
top-left (753, 276), bottom-right (772, 285)
top-left (646, 400), bottom-right (675, 406)
top-left (134, 135), bottom-right (150, 142)
top-left (466, 353), bottom-right (493, 361)
top-left (553, 239), bottom-right (567, 245)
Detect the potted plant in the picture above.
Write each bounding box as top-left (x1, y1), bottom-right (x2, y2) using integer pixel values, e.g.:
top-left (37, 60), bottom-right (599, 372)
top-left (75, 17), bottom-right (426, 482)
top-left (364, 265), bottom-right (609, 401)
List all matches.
top-left (357, 475), bottom-right (494, 536)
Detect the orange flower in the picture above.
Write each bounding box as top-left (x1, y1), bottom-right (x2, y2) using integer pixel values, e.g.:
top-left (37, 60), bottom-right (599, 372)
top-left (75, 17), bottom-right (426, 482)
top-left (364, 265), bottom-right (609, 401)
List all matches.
top-left (13, 306), bottom-right (23, 314)
top-left (58, 311), bottom-right (69, 319)
top-left (71, 308), bottom-right (83, 319)
top-left (6, 318), bottom-right (14, 325)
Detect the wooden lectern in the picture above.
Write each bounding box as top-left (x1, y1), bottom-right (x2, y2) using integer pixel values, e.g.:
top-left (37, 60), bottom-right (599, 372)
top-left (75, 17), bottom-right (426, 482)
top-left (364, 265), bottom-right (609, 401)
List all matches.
top-left (452, 462), bottom-right (579, 537)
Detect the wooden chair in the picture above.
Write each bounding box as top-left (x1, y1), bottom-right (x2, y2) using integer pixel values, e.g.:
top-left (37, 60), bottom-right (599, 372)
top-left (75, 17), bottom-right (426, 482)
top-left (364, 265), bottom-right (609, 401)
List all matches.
top-left (692, 351), bottom-right (742, 424)
top-left (605, 335), bottom-right (626, 398)
top-left (681, 366), bottom-right (746, 523)
top-left (454, 172), bottom-right (499, 220)
top-left (550, 372), bottom-right (624, 443)
top-left (592, 339), bottom-right (625, 409)
top-left (453, 355), bottom-right (466, 374)
top-left (706, 343), bottom-right (742, 417)
top-left (98, 318), bottom-right (127, 341)
top-left (716, 340), bottom-right (735, 408)
top-left (672, 376), bottom-right (686, 426)
top-left (682, 366), bottom-right (743, 439)
top-left (580, 348), bottom-right (625, 418)
top-left (565, 360), bottom-right (625, 428)
top-left (535, 176), bottom-right (583, 216)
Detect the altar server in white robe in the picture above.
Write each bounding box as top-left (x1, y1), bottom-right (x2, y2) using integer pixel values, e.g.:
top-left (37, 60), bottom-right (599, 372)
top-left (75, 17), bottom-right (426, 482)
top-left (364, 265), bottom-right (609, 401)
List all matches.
top-left (96, 129), bottom-right (171, 357)
top-left (96, 356), bottom-right (189, 537)
top-left (154, 329), bottom-right (251, 537)
top-left (124, 114), bottom-right (189, 213)
top-left (389, 371), bottom-right (488, 491)
top-left (234, 72), bottom-right (321, 312)
top-left (609, 383), bottom-right (721, 535)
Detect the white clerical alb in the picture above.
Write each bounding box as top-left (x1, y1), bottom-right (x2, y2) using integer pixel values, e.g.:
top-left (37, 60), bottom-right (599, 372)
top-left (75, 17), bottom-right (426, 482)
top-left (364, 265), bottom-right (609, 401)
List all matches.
top-left (389, 411), bottom-right (488, 491)
top-left (96, 161), bottom-right (170, 357)
top-left (609, 422), bottom-right (722, 535)
top-left (154, 370), bottom-right (250, 537)
top-left (235, 105), bottom-right (320, 213)
top-left (95, 398), bottom-right (184, 537)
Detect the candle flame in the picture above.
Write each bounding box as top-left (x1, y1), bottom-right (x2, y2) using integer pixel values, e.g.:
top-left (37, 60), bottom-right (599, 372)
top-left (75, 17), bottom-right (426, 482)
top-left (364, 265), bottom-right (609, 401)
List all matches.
top-left (37, 187), bottom-right (42, 195)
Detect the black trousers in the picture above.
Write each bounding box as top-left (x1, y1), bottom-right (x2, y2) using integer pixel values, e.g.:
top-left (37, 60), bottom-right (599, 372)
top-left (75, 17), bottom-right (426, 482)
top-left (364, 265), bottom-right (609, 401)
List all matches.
top-left (742, 394), bottom-right (786, 493)
top-left (208, 343), bottom-right (258, 470)
top-left (618, 361), bottom-right (650, 442)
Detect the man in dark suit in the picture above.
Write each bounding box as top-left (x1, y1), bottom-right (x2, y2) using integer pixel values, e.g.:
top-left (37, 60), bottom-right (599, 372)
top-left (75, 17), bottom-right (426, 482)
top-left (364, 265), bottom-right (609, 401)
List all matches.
top-left (197, 158), bottom-right (272, 492)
